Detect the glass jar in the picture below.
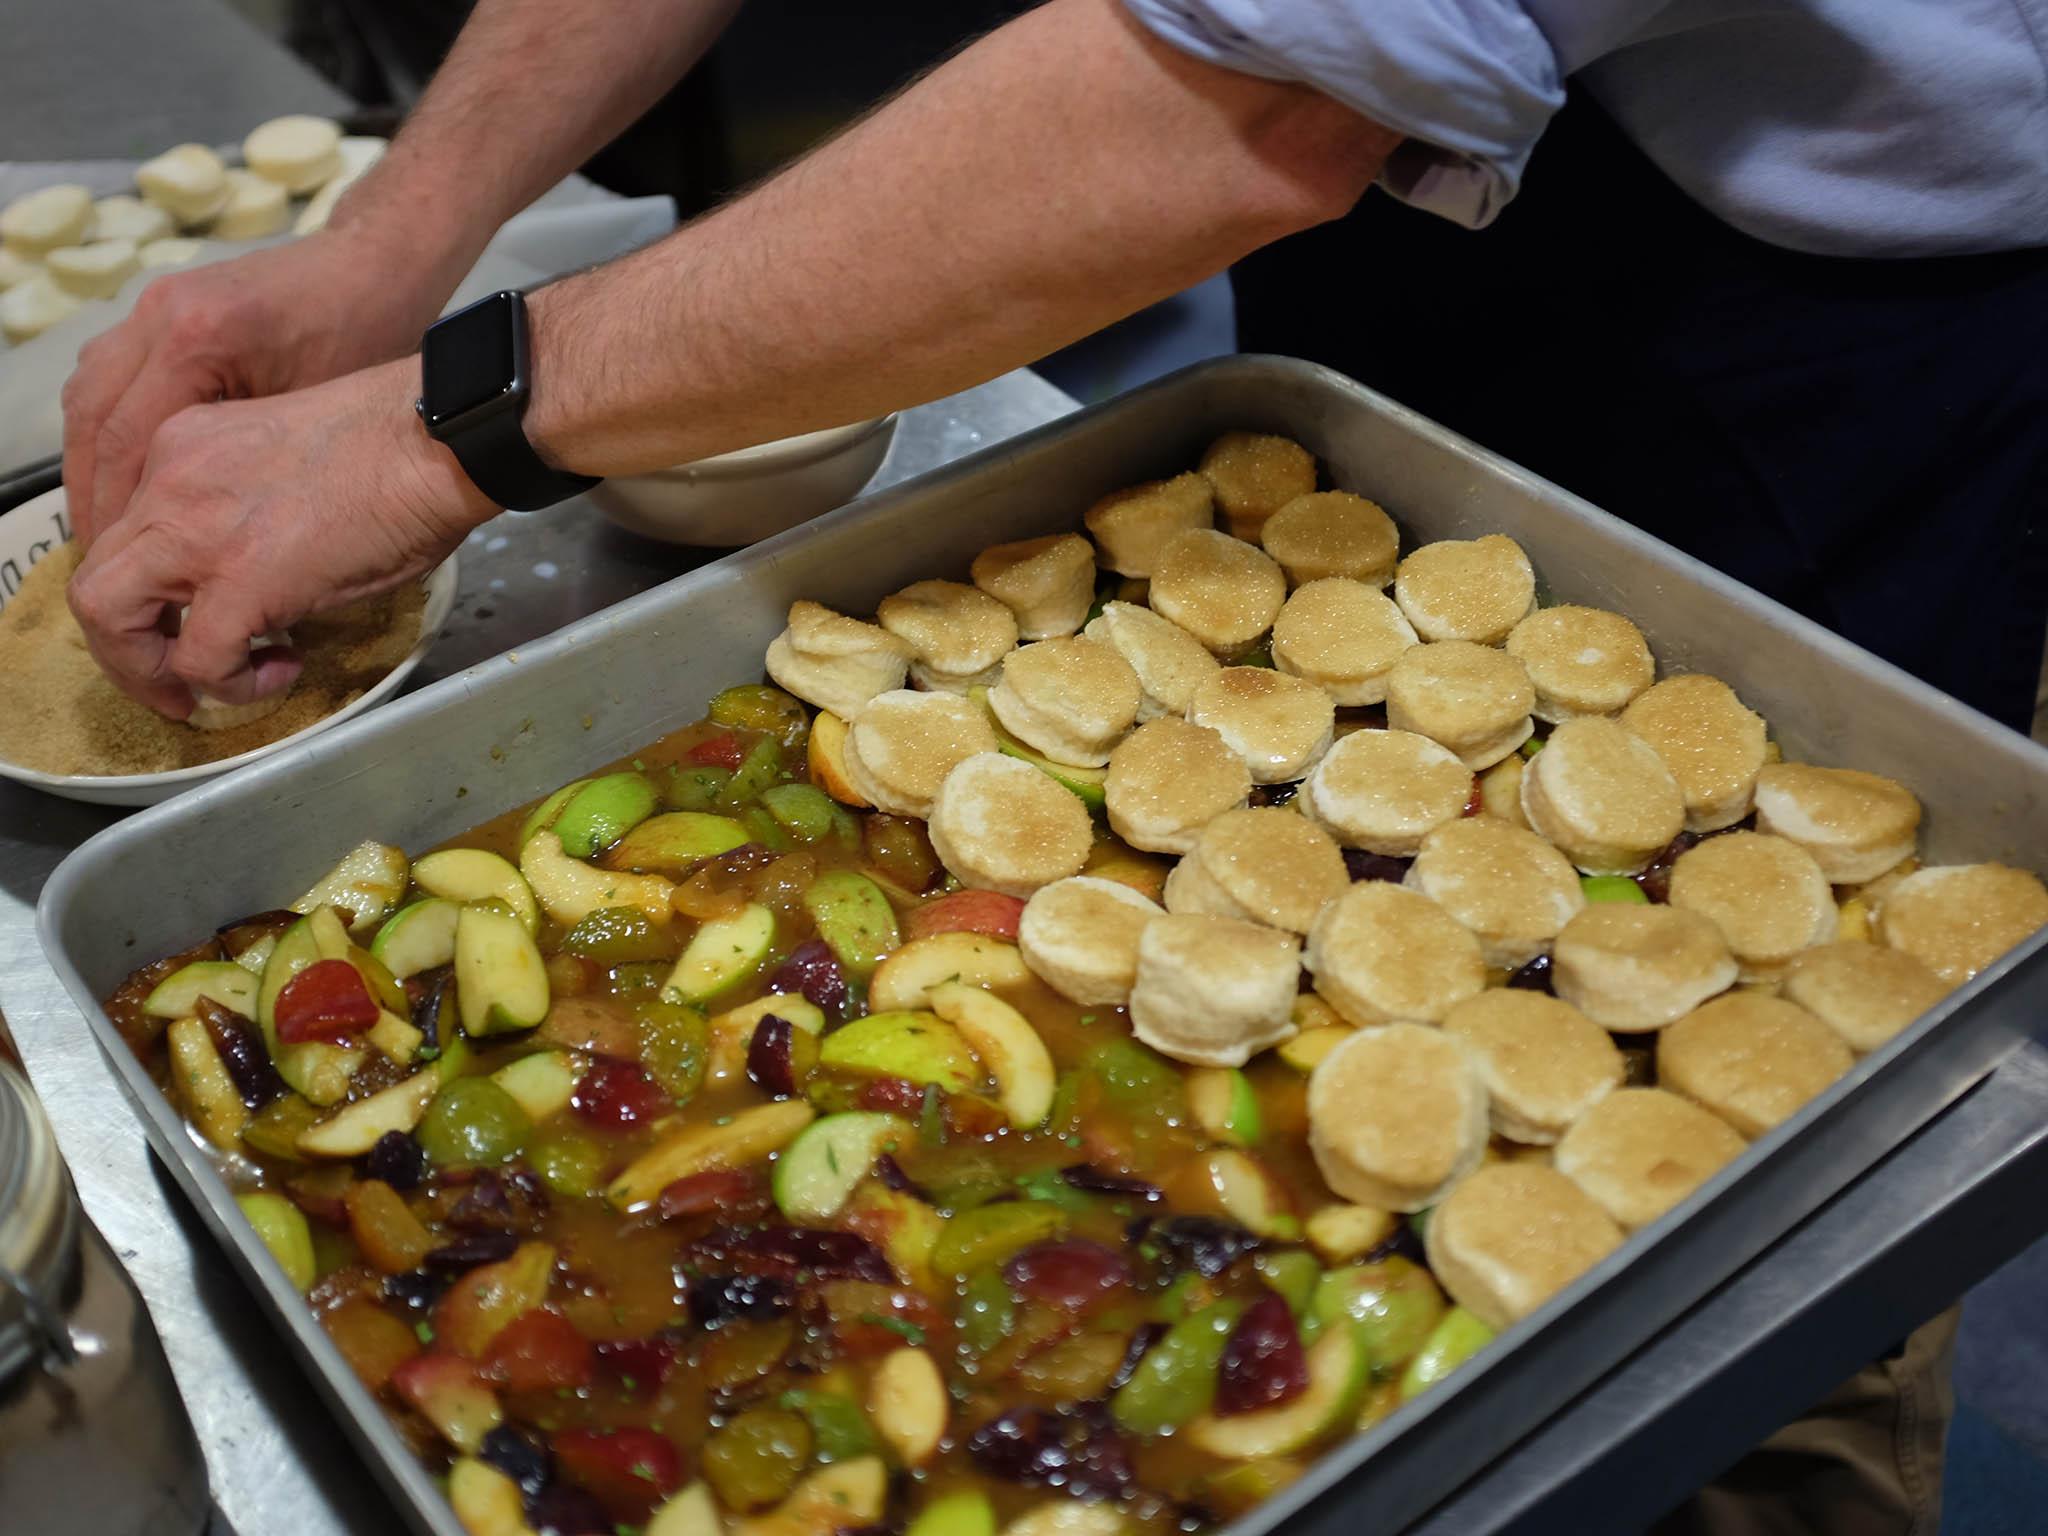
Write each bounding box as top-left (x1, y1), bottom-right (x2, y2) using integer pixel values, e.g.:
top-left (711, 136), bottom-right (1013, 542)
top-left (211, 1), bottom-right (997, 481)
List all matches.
top-left (1, 1059), bottom-right (210, 1534)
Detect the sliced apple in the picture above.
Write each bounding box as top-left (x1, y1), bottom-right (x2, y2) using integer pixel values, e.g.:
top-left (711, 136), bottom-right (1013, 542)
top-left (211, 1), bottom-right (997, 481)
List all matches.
top-left (665, 902), bottom-right (776, 1005)
top-left (1186, 1067), bottom-right (1262, 1147)
top-left (256, 913), bottom-right (362, 1106)
top-left (551, 771), bottom-right (660, 857)
top-left (413, 847), bottom-right (541, 935)
top-left (391, 1353), bottom-right (503, 1452)
top-left (817, 1011), bottom-right (980, 1094)
top-left (868, 933), bottom-right (1032, 1013)
top-left (606, 1098), bottom-right (814, 1210)
top-left (1397, 1305), bottom-right (1495, 1402)
top-left (456, 902), bottom-right (551, 1037)
top-left (490, 1050), bottom-right (584, 1123)
top-left (366, 1010), bottom-right (424, 1065)
top-left (1001, 1503), bottom-right (1126, 1536)
top-left (928, 980), bottom-right (1054, 1128)
top-left (606, 810), bottom-right (751, 874)
top-left (448, 1457), bottom-right (539, 1536)
top-left (1277, 1027), bottom-right (1351, 1074)
top-left (1187, 1149), bottom-right (1300, 1241)
top-left (166, 1016), bottom-right (248, 1150)
top-left (1185, 1321), bottom-right (1370, 1459)
top-left (707, 994), bottom-right (828, 1081)
top-left (733, 1458), bottom-right (887, 1536)
top-left (1304, 1202), bottom-right (1397, 1264)
top-left (803, 871), bottom-right (900, 980)
top-left (236, 1190), bottom-right (316, 1292)
top-left (519, 830), bottom-right (674, 929)
top-left (866, 1346), bottom-right (946, 1467)
top-left (292, 839), bottom-right (410, 935)
top-left (369, 897), bottom-right (461, 979)
top-left (518, 778), bottom-right (589, 850)
top-left (842, 1180), bottom-right (944, 1290)
top-left (1084, 853), bottom-right (1169, 906)
top-left (773, 1112), bottom-right (912, 1222)
top-left (808, 711), bottom-right (870, 808)
top-left (145, 959), bottom-right (259, 1020)
top-left (908, 1490), bottom-right (996, 1536)
top-left (646, 1481), bottom-right (721, 1536)
top-left (295, 1064), bottom-right (443, 1157)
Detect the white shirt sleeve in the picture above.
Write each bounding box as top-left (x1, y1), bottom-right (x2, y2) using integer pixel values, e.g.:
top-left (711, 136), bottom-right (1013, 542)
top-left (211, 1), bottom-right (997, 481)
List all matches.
top-left (1122, 0), bottom-right (1566, 227)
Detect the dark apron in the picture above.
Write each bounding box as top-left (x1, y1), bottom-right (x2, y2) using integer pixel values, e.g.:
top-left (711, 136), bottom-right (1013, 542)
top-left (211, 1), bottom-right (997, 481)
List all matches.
top-left (1231, 91), bottom-right (2048, 732)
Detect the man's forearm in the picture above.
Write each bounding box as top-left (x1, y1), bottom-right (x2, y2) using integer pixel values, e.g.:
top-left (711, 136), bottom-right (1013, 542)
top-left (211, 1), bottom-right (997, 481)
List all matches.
top-left (328, 0), bottom-right (742, 300)
top-left (522, 0), bottom-right (1396, 476)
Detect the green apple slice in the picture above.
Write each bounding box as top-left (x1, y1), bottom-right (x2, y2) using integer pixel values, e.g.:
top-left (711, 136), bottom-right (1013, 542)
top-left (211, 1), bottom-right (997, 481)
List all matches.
top-left (1200, 1148), bottom-right (1302, 1240)
top-left (906, 1490), bottom-right (996, 1536)
top-left (295, 1064), bottom-right (444, 1157)
top-left (412, 847), bottom-right (541, 935)
top-left (927, 981), bottom-right (1054, 1128)
top-left (647, 1481), bottom-right (722, 1536)
top-left (369, 897), bottom-right (461, 979)
top-left (1000, 1503), bottom-right (1125, 1536)
top-left (455, 902), bottom-right (551, 1036)
top-left (1397, 1305), bottom-right (1495, 1402)
top-left (551, 771), bottom-right (660, 857)
top-left (256, 913), bottom-right (363, 1106)
top-left (1185, 1321), bottom-right (1371, 1459)
top-left (605, 811), bottom-right (752, 873)
top-left (490, 1050), bottom-right (584, 1123)
top-left (664, 902), bottom-right (776, 1005)
top-left (448, 1458), bottom-right (533, 1536)
top-left (773, 1111), bottom-right (912, 1222)
top-left (519, 830), bottom-right (673, 928)
top-left (817, 1011), bottom-right (980, 1094)
top-left (292, 839), bottom-right (410, 935)
top-left (868, 933), bottom-right (1032, 1013)
top-left (606, 1098), bottom-right (813, 1210)
top-left (165, 1016), bottom-right (249, 1151)
top-left (802, 870), bottom-right (900, 980)
top-left (969, 686), bottom-right (1108, 810)
top-left (144, 959), bottom-right (259, 1020)
top-left (1186, 1067), bottom-right (1263, 1147)
top-left (235, 1191), bottom-right (316, 1293)
top-left (518, 778), bottom-right (589, 850)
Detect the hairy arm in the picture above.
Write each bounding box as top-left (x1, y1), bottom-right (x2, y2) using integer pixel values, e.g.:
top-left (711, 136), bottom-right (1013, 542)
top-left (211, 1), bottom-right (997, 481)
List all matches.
top-left (523, 0), bottom-right (1398, 472)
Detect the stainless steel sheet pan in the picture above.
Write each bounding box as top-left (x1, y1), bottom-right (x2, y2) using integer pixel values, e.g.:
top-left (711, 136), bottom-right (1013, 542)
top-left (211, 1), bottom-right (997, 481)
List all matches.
top-left (38, 356), bottom-right (2048, 1536)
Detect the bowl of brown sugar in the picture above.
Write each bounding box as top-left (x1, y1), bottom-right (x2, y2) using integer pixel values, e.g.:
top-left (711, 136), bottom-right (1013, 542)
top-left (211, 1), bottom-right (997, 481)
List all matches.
top-left (0, 488), bottom-right (458, 807)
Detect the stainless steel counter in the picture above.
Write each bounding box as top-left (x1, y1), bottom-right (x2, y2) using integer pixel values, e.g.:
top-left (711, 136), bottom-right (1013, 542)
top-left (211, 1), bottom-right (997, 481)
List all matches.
top-left (3, 362), bottom-right (2044, 1536)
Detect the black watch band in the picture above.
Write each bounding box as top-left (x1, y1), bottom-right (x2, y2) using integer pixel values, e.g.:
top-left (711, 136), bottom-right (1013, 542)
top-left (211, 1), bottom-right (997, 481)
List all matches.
top-left (443, 400), bottom-right (600, 513)
top-left (414, 290), bottom-right (600, 513)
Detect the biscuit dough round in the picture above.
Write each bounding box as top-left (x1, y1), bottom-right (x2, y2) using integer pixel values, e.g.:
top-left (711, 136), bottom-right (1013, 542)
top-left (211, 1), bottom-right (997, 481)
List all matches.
top-left (243, 114), bottom-right (346, 194)
top-left (1393, 535), bottom-right (1536, 646)
top-left (1259, 491), bottom-right (1399, 587)
top-left (1406, 816), bottom-right (1587, 970)
top-left (1553, 1087), bottom-right (1748, 1230)
top-left (877, 579), bottom-right (1018, 688)
top-left (1876, 862), bottom-right (2048, 986)
top-left (0, 274), bottom-right (81, 344)
top-left (135, 145), bottom-right (231, 227)
top-left (1, 184), bottom-right (92, 256)
top-left (1103, 718), bottom-right (1251, 855)
top-left (1550, 905), bottom-right (1738, 1031)
top-left (1084, 601), bottom-right (1220, 719)
top-left (1165, 807), bottom-right (1348, 935)
top-left (1504, 606), bottom-right (1654, 722)
top-left (842, 690), bottom-right (998, 820)
top-left (764, 600), bottom-right (911, 719)
top-left (1270, 578), bottom-right (1418, 705)
top-left (1425, 1162), bottom-right (1624, 1329)
top-left (1666, 831), bottom-right (1837, 984)
top-left (1781, 941), bottom-right (1950, 1054)
top-left (1301, 728), bottom-right (1475, 857)
top-left (0, 247), bottom-right (39, 292)
top-left (1520, 717), bottom-right (1685, 876)
top-left (1199, 431), bottom-right (1317, 540)
top-left (1129, 914), bottom-right (1301, 1068)
top-left (1657, 992), bottom-right (1853, 1138)
top-left (1753, 762), bottom-right (1921, 885)
top-left (1384, 641), bottom-right (1535, 770)
top-left (1147, 529), bottom-right (1287, 656)
top-left (89, 194), bottom-right (173, 246)
top-left (971, 534), bottom-right (1097, 640)
top-left (1308, 1023), bottom-right (1489, 1211)
top-left (1018, 875), bottom-right (1165, 1006)
top-left (46, 238), bottom-right (139, 300)
top-left (927, 752), bottom-right (1093, 899)
top-left (210, 170), bottom-right (290, 241)
top-left (1084, 472), bottom-right (1214, 576)
top-left (1441, 989), bottom-right (1623, 1145)
top-left (1306, 881), bottom-right (1486, 1026)
top-left (1186, 666), bottom-right (1334, 783)
top-left (988, 636), bottom-right (1142, 768)
top-left (1619, 675), bottom-right (1769, 833)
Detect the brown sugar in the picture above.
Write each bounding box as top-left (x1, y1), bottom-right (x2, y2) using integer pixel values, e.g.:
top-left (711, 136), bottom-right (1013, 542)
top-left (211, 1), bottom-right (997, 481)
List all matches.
top-left (0, 543), bottom-right (427, 777)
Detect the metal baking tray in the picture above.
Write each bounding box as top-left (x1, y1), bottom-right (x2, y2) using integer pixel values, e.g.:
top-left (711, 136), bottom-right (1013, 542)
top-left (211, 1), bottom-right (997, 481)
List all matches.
top-left (37, 356), bottom-right (2048, 1536)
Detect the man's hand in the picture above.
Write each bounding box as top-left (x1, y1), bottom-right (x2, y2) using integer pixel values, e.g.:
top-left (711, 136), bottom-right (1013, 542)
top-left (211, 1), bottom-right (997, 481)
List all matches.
top-left (60, 229), bottom-right (448, 548)
top-left (66, 358), bottom-right (496, 718)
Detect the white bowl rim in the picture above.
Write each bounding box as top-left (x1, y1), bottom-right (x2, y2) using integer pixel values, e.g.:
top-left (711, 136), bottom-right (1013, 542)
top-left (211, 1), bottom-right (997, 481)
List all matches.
top-left (0, 490), bottom-right (458, 793)
top-left (636, 413), bottom-right (897, 479)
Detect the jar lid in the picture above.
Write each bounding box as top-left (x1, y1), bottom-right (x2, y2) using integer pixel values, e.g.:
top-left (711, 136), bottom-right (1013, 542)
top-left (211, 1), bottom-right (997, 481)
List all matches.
top-left (0, 1059), bottom-right (79, 1382)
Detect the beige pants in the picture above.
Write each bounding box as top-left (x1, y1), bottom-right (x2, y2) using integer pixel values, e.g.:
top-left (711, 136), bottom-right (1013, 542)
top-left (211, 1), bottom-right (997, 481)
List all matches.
top-left (1653, 1309), bottom-right (1959, 1536)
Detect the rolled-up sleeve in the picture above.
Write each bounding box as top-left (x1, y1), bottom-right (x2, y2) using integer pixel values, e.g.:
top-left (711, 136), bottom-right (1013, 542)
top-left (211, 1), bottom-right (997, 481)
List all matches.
top-left (1124, 0), bottom-right (1565, 227)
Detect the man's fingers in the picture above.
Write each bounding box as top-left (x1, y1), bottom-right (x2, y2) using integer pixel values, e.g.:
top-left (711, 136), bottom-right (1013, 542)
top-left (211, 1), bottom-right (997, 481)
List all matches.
top-left (86, 351), bottom-right (226, 544)
top-left (66, 525), bottom-right (201, 717)
top-left (60, 326), bottom-right (151, 545)
top-left (170, 600), bottom-right (303, 706)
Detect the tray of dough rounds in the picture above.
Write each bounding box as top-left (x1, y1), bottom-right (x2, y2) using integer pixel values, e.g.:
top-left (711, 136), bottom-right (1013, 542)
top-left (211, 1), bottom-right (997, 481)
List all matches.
top-left (36, 354), bottom-right (2048, 1536)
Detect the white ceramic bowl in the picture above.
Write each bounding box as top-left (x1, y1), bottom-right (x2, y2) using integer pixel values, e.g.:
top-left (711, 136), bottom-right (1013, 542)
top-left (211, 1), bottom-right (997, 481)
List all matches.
top-left (0, 487), bottom-right (458, 807)
top-left (589, 414), bottom-right (897, 546)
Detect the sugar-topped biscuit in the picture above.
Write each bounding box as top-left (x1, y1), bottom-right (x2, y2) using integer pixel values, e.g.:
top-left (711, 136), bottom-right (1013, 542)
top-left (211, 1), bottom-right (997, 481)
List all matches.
top-left (1259, 491), bottom-right (1399, 587)
top-left (842, 690), bottom-right (999, 820)
top-left (1658, 992), bottom-right (1853, 1138)
top-left (927, 753), bottom-right (1093, 899)
top-left (1754, 763), bottom-right (1921, 885)
top-left (1550, 905), bottom-right (1738, 1031)
top-left (1384, 641), bottom-right (1535, 770)
top-left (1393, 535), bottom-right (1536, 646)
top-left (1301, 729), bottom-right (1474, 857)
top-left (1085, 601), bottom-right (1222, 720)
top-left (989, 636), bottom-right (1142, 768)
top-left (1505, 606), bottom-right (1654, 723)
top-left (1199, 431), bottom-right (1317, 541)
top-left (1163, 806), bottom-right (1349, 935)
top-left (1620, 675), bottom-right (1769, 833)
top-left (1876, 862), bottom-right (2048, 986)
top-left (1186, 667), bottom-right (1335, 784)
top-left (1147, 529), bottom-right (1289, 657)
top-left (1103, 718), bottom-right (1251, 855)
top-left (1270, 578), bottom-right (1419, 706)
top-left (877, 579), bottom-right (1018, 694)
top-left (1554, 1087), bottom-right (1748, 1230)
top-left (1306, 881), bottom-right (1486, 1026)
top-left (1308, 1023), bottom-right (1488, 1211)
top-left (1129, 914), bottom-right (1301, 1068)
top-left (1520, 717), bottom-right (1685, 876)
top-left (1085, 473), bottom-right (1215, 577)
top-left (1781, 941), bottom-right (1950, 1053)
top-left (1441, 989), bottom-right (1623, 1145)
top-left (1018, 876), bottom-right (1165, 1007)
top-left (1425, 1163), bottom-right (1624, 1329)
top-left (764, 600), bottom-right (912, 719)
top-left (1406, 815), bottom-right (1586, 969)
top-left (1666, 832), bottom-right (1837, 984)
top-left (971, 534), bottom-right (1097, 640)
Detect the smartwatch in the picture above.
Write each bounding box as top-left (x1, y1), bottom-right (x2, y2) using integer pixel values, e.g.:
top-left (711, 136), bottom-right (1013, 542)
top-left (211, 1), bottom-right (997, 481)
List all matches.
top-left (414, 290), bottom-right (599, 511)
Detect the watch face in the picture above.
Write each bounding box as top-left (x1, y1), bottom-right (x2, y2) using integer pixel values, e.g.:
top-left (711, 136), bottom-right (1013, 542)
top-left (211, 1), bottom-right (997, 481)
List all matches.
top-left (421, 293), bottom-right (520, 432)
